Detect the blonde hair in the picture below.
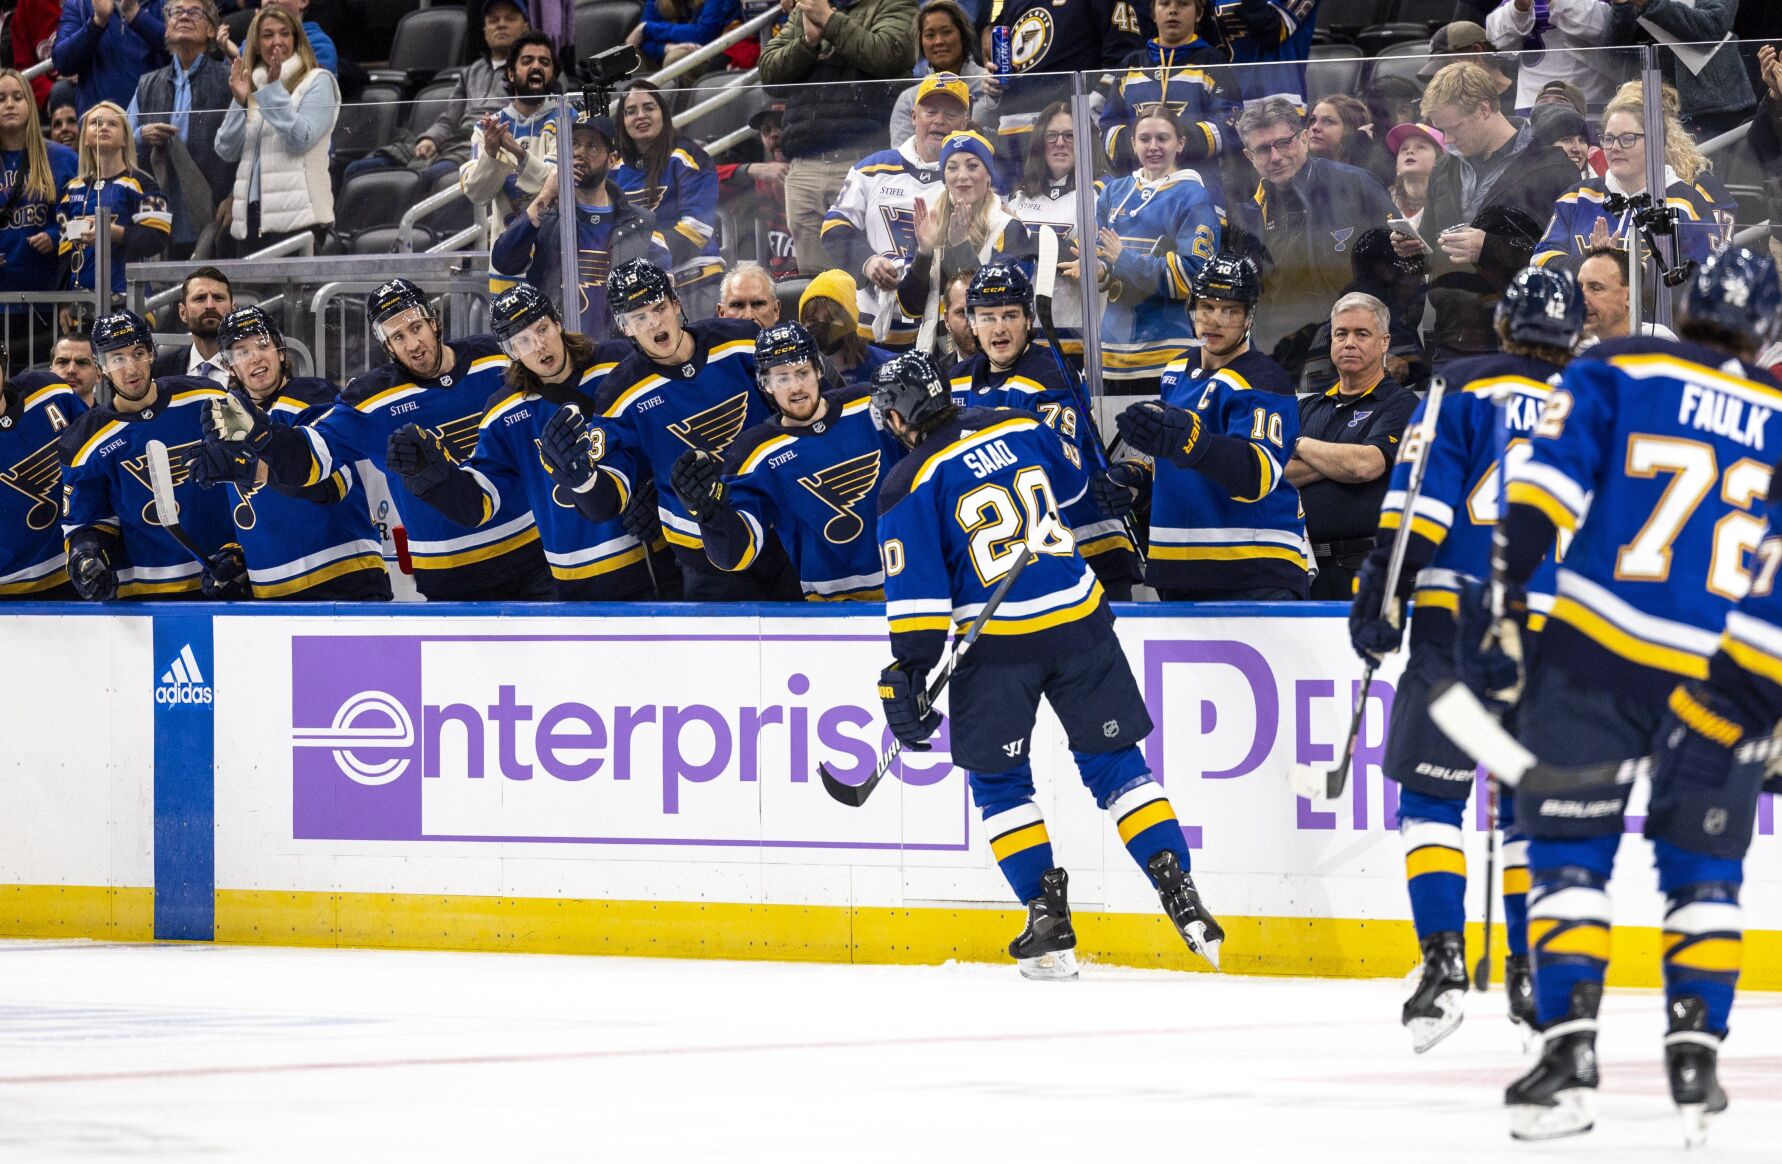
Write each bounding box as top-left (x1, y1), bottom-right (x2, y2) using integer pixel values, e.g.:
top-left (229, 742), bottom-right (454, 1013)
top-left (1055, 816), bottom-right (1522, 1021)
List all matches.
top-left (1602, 80), bottom-right (1705, 184)
top-left (1421, 62), bottom-right (1498, 121)
top-left (75, 102), bottom-right (136, 182)
top-left (0, 69), bottom-right (56, 204)
top-left (932, 155), bottom-right (999, 251)
top-left (243, 7), bottom-right (319, 96)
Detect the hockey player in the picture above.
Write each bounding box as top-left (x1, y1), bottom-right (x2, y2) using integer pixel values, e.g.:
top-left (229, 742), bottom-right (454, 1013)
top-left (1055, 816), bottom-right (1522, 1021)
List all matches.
top-left (537, 259), bottom-right (798, 601)
top-left (1099, 254), bottom-right (1306, 601)
top-left (210, 279), bottom-right (554, 601)
top-left (1100, 0), bottom-right (1236, 212)
top-left (947, 261), bottom-right (1141, 599)
top-left (1202, 0), bottom-right (1320, 109)
top-left (0, 364), bottom-right (84, 598)
top-left (870, 351), bottom-right (1223, 980)
top-left (1350, 266), bottom-right (1584, 1054)
top-left (189, 308), bottom-right (391, 600)
top-left (1464, 246), bottom-right (1782, 1141)
top-left (384, 283), bottom-right (671, 601)
top-left (669, 321), bottom-right (900, 600)
top-left (58, 311), bottom-right (245, 601)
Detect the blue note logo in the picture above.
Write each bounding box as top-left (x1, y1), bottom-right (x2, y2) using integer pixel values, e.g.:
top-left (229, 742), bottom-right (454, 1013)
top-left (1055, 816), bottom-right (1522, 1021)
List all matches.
top-left (156, 643), bottom-right (213, 705)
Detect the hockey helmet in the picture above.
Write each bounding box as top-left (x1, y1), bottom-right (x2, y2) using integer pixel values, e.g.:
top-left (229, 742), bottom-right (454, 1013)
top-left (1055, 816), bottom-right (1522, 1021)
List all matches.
top-left (966, 261), bottom-right (1033, 315)
top-left (607, 259), bottom-right (678, 317)
top-left (91, 310), bottom-right (154, 356)
top-left (490, 282), bottom-right (561, 356)
top-left (756, 321), bottom-right (822, 380)
top-left (1190, 252), bottom-right (1263, 310)
top-left (368, 278), bottom-right (435, 339)
top-left (217, 306), bottom-right (285, 362)
top-left (870, 351), bottom-right (950, 431)
top-left (1681, 245), bottom-right (1782, 349)
top-left (1496, 265), bottom-right (1584, 351)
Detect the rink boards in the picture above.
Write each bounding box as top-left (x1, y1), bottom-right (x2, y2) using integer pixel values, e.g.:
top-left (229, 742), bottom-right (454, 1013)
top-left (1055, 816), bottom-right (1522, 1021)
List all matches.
top-left (5, 601), bottom-right (1782, 987)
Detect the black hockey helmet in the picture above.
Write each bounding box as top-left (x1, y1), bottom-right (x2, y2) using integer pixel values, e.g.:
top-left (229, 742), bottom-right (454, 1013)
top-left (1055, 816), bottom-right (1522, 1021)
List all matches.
top-left (607, 259), bottom-right (678, 317)
top-left (870, 351), bottom-right (950, 431)
top-left (754, 321), bottom-right (822, 409)
top-left (368, 278), bottom-right (434, 337)
top-left (91, 310), bottom-right (154, 356)
top-left (490, 282), bottom-right (560, 353)
top-left (1682, 245), bottom-right (1782, 350)
top-left (1496, 265), bottom-right (1584, 351)
top-left (966, 261), bottom-right (1033, 315)
top-left (1189, 252), bottom-right (1262, 310)
top-left (217, 306), bottom-right (284, 358)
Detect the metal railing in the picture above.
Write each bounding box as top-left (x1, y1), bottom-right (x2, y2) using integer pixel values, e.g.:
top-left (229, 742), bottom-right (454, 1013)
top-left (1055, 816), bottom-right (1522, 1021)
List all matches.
top-left (398, 186), bottom-right (470, 252)
top-left (620, 7), bottom-right (778, 103)
top-left (138, 232), bottom-right (317, 318)
top-left (676, 69), bottom-right (761, 133)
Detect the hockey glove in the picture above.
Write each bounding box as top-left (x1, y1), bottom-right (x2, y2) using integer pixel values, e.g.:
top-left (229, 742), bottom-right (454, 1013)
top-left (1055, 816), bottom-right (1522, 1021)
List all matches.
top-left (204, 392), bottom-right (273, 455)
top-left (1214, 0), bottom-right (1280, 42)
top-left (1092, 461), bottom-right (1149, 519)
top-left (622, 477), bottom-right (663, 544)
top-left (1648, 683), bottom-right (1771, 859)
top-left (538, 405), bottom-right (597, 489)
top-left (671, 450), bottom-right (728, 523)
top-left (1348, 550), bottom-right (1404, 664)
top-left (879, 662), bottom-right (942, 750)
top-left (68, 542), bottom-right (117, 602)
top-left (201, 542), bottom-right (251, 599)
top-left (385, 424), bottom-right (458, 497)
top-left (1115, 401), bottom-right (1206, 469)
top-left (1454, 577), bottom-right (1529, 711)
top-left (189, 434), bottom-right (260, 488)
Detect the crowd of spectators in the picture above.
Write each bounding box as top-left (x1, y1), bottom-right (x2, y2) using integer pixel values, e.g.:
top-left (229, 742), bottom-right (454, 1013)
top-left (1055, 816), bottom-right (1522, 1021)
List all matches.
top-left (3, 0), bottom-right (1782, 602)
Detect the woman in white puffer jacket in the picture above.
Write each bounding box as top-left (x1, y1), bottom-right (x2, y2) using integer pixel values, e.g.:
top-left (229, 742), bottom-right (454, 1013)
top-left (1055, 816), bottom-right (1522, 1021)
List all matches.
top-left (215, 6), bottom-right (339, 254)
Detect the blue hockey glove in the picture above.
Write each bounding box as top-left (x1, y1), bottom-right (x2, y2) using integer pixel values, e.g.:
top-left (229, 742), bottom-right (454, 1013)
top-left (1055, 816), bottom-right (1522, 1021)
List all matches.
top-left (538, 405), bottom-right (596, 489)
top-left (68, 542), bottom-right (117, 602)
top-left (1092, 460), bottom-right (1148, 519)
top-left (671, 449), bottom-right (728, 524)
top-left (189, 435), bottom-right (259, 488)
top-left (201, 542), bottom-right (251, 599)
top-left (1115, 401), bottom-right (1206, 469)
top-left (879, 662), bottom-right (942, 750)
top-left (1454, 577), bottom-right (1529, 711)
top-left (622, 477), bottom-right (663, 544)
top-left (385, 424), bottom-right (458, 497)
top-left (1348, 550), bottom-right (1403, 664)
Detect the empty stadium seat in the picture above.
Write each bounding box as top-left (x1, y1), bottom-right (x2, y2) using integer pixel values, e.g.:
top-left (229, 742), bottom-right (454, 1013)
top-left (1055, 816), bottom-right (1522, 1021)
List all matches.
top-left (1306, 44), bottom-right (1365, 106)
top-left (1318, 0), bottom-right (1386, 41)
top-left (1393, 0), bottom-right (1462, 32)
top-left (332, 82), bottom-right (405, 163)
top-left (329, 169), bottom-right (424, 254)
top-left (1369, 42), bottom-right (1432, 92)
top-left (1356, 23), bottom-right (1433, 58)
top-left (576, 1), bottom-right (644, 60)
top-left (368, 7), bottom-right (468, 93)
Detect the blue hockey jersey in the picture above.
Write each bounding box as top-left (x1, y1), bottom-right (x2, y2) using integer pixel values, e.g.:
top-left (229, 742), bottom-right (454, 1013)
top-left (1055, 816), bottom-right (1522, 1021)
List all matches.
top-left (1378, 353), bottom-right (1563, 648)
top-left (0, 373), bottom-right (84, 597)
top-left (1100, 39), bottom-right (1235, 211)
top-left (59, 377), bottom-right (233, 599)
top-left (878, 406), bottom-right (1111, 669)
top-left (709, 388), bottom-right (902, 600)
top-left (1711, 485), bottom-right (1782, 719)
top-left (1204, 0), bottom-right (1319, 107)
top-left (1095, 168), bottom-right (1219, 383)
top-left (0, 144), bottom-right (77, 300)
top-left (1144, 347), bottom-right (1307, 594)
top-left (1532, 171), bottom-right (1736, 271)
top-left (55, 170), bottom-right (171, 296)
top-left (222, 377), bottom-right (390, 600)
top-left (1504, 336), bottom-right (1782, 689)
top-left (614, 138), bottom-right (722, 296)
top-left (260, 335), bottom-right (547, 601)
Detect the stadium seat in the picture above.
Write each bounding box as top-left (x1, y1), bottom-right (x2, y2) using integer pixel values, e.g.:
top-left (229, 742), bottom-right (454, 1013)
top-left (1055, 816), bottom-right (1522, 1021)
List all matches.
top-left (1306, 44), bottom-right (1365, 106)
top-left (1393, 0), bottom-right (1462, 32)
top-left (1318, 0), bottom-right (1386, 41)
top-left (1356, 23), bottom-right (1433, 57)
top-left (332, 82), bottom-right (405, 163)
top-left (405, 76), bottom-right (464, 137)
top-left (1368, 42), bottom-right (1432, 91)
top-left (682, 73), bottom-right (768, 151)
top-left (351, 226), bottom-right (433, 255)
top-left (329, 169), bottom-right (424, 254)
top-left (369, 7), bottom-right (468, 92)
top-left (576, 1), bottom-right (644, 60)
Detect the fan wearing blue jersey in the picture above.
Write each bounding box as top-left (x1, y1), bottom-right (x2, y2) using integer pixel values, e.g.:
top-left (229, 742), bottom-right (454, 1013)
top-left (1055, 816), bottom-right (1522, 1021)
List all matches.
top-left (58, 312), bottom-right (245, 602)
top-left (385, 283), bottom-right (673, 602)
top-left (0, 367), bottom-right (84, 598)
top-left (670, 322), bottom-right (900, 601)
top-left (949, 262), bottom-right (1140, 599)
top-left (871, 351), bottom-right (1223, 981)
top-left (189, 308), bottom-right (390, 601)
top-left (536, 259), bottom-right (799, 601)
top-left (1202, 0), bottom-right (1319, 108)
top-left (1351, 267), bottom-right (1583, 1055)
top-left (1464, 247), bottom-right (1782, 1143)
top-left (1101, 253), bottom-right (1306, 601)
top-left (1100, 0), bottom-right (1235, 210)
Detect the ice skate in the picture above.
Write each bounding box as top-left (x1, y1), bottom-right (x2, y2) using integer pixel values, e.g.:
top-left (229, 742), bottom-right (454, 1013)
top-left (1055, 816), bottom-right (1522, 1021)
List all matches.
top-left (1010, 867), bottom-right (1078, 981)
top-left (1506, 981), bottom-right (1600, 1141)
top-left (1505, 954), bottom-right (1536, 1045)
top-left (1401, 931), bottom-right (1467, 1053)
top-left (1665, 996), bottom-right (1727, 1148)
top-left (1147, 851), bottom-right (1223, 970)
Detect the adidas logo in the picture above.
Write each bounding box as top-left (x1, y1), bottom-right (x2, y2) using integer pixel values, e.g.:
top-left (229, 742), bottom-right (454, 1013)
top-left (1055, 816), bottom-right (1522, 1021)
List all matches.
top-left (155, 643), bottom-right (213, 706)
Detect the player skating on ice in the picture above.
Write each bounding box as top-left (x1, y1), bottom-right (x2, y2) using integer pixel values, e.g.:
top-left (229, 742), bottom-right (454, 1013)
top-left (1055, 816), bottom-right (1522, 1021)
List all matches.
top-left (870, 351), bottom-right (1222, 980)
top-left (1350, 266), bottom-right (1583, 1052)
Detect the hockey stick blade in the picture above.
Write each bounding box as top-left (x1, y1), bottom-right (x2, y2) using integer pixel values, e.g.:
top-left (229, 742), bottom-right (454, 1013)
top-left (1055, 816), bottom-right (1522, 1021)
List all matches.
top-left (145, 439), bottom-right (210, 566)
top-left (1427, 679), bottom-right (1660, 798)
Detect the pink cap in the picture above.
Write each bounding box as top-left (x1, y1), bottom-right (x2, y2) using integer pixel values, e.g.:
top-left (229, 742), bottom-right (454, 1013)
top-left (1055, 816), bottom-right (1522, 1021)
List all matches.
top-left (1386, 122), bottom-right (1446, 155)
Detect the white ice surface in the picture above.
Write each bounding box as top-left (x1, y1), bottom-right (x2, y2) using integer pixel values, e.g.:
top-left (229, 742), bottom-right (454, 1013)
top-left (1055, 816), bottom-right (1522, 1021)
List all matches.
top-left (0, 940), bottom-right (1778, 1162)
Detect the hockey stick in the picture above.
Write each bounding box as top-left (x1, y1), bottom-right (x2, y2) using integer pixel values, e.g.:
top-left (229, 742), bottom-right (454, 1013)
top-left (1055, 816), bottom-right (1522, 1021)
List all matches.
top-left (1033, 225), bottom-right (1148, 570)
top-left (1427, 678), bottom-right (1656, 797)
top-left (146, 439), bottom-right (214, 568)
top-left (1289, 373), bottom-right (1450, 802)
top-left (819, 544), bottom-right (1036, 807)
top-left (1475, 779), bottom-right (1497, 991)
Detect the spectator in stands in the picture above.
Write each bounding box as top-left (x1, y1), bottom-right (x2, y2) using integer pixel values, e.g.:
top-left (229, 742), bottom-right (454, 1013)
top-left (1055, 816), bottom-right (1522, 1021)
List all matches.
top-left (716, 263), bottom-right (782, 329)
top-left (11, 0), bottom-right (62, 109)
top-left (1532, 81), bottom-right (1735, 271)
top-left (215, 7), bottom-right (337, 254)
top-left (1229, 98), bottom-right (1394, 366)
top-left (1486, 0), bottom-right (1616, 111)
top-left (1100, 0), bottom-right (1231, 210)
top-left (889, 0), bottom-right (998, 148)
top-left (1006, 101), bottom-right (1084, 356)
top-left (1608, 0), bottom-right (1753, 140)
top-left (822, 72), bottom-right (969, 349)
top-left (1747, 44), bottom-right (1782, 195)
top-left (54, 1), bottom-right (170, 114)
top-left (1284, 226), bottom-right (1430, 393)
top-left (1304, 95), bottom-right (1394, 189)
top-left (347, 0), bottom-right (528, 188)
top-left (1200, 0), bottom-right (1319, 108)
top-left (615, 81), bottom-right (724, 320)
top-left (490, 114), bottom-right (671, 339)
top-left (1363, 76), bottom-right (1423, 143)
top-left (151, 266), bottom-right (232, 383)
top-left (896, 131), bottom-right (1033, 337)
top-left (225, 0), bottom-right (338, 75)
top-left (798, 269), bottom-right (892, 386)
top-left (1530, 103), bottom-right (1593, 180)
top-left (1418, 22), bottom-right (1516, 115)
top-left (717, 105), bottom-right (795, 281)
top-left (57, 102), bottom-right (171, 300)
top-left (628, 0), bottom-right (742, 75)
top-left (129, 1), bottom-right (234, 262)
top-left (760, 0), bottom-right (919, 277)
top-left (50, 330), bottom-right (100, 406)
top-left (934, 267), bottom-right (977, 376)
top-left (1286, 292), bottom-right (1417, 601)
top-left (1386, 122), bottom-right (1443, 229)
top-left (459, 31), bottom-right (561, 236)
top-left (0, 69), bottom-right (77, 304)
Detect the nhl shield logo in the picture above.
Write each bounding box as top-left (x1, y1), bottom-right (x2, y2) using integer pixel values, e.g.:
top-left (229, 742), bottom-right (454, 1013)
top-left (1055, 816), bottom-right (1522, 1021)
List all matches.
top-left (1103, 719), bottom-right (1119, 738)
top-left (1704, 808), bottom-right (1728, 836)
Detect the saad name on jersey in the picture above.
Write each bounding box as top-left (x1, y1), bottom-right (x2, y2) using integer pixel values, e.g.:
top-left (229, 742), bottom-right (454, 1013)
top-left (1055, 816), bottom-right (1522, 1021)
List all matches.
top-left (1678, 380), bottom-right (1771, 449)
top-left (963, 439), bottom-right (1017, 479)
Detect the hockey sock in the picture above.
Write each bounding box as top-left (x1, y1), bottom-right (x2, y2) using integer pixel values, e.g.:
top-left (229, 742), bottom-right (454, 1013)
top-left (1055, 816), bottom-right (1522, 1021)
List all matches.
top-left (1655, 841), bottom-right (1743, 1035)
top-left (1398, 790), bottom-right (1466, 940)
top-left (1078, 748), bottom-right (1190, 874)
top-left (1501, 793), bottom-right (1529, 957)
top-left (1528, 835), bottom-right (1617, 1027)
top-left (971, 764), bottom-right (1055, 904)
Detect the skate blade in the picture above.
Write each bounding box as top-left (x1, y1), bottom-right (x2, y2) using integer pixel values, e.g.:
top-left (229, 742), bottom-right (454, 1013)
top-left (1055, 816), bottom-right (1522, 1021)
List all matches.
top-left (1017, 949), bottom-right (1079, 981)
top-left (1678, 1103), bottom-right (1716, 1149)
top-left (1509, 1091), bottom-right (1595, 1141)
top-left (1184, 923), bottom-right (1221, 971)
top-left (1407, 989), bottom-right (1465, 1054)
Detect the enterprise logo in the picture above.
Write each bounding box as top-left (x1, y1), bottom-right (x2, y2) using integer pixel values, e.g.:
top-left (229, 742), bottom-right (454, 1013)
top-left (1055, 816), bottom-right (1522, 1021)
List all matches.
top-left (292, 691), bottom-right (414, 786)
